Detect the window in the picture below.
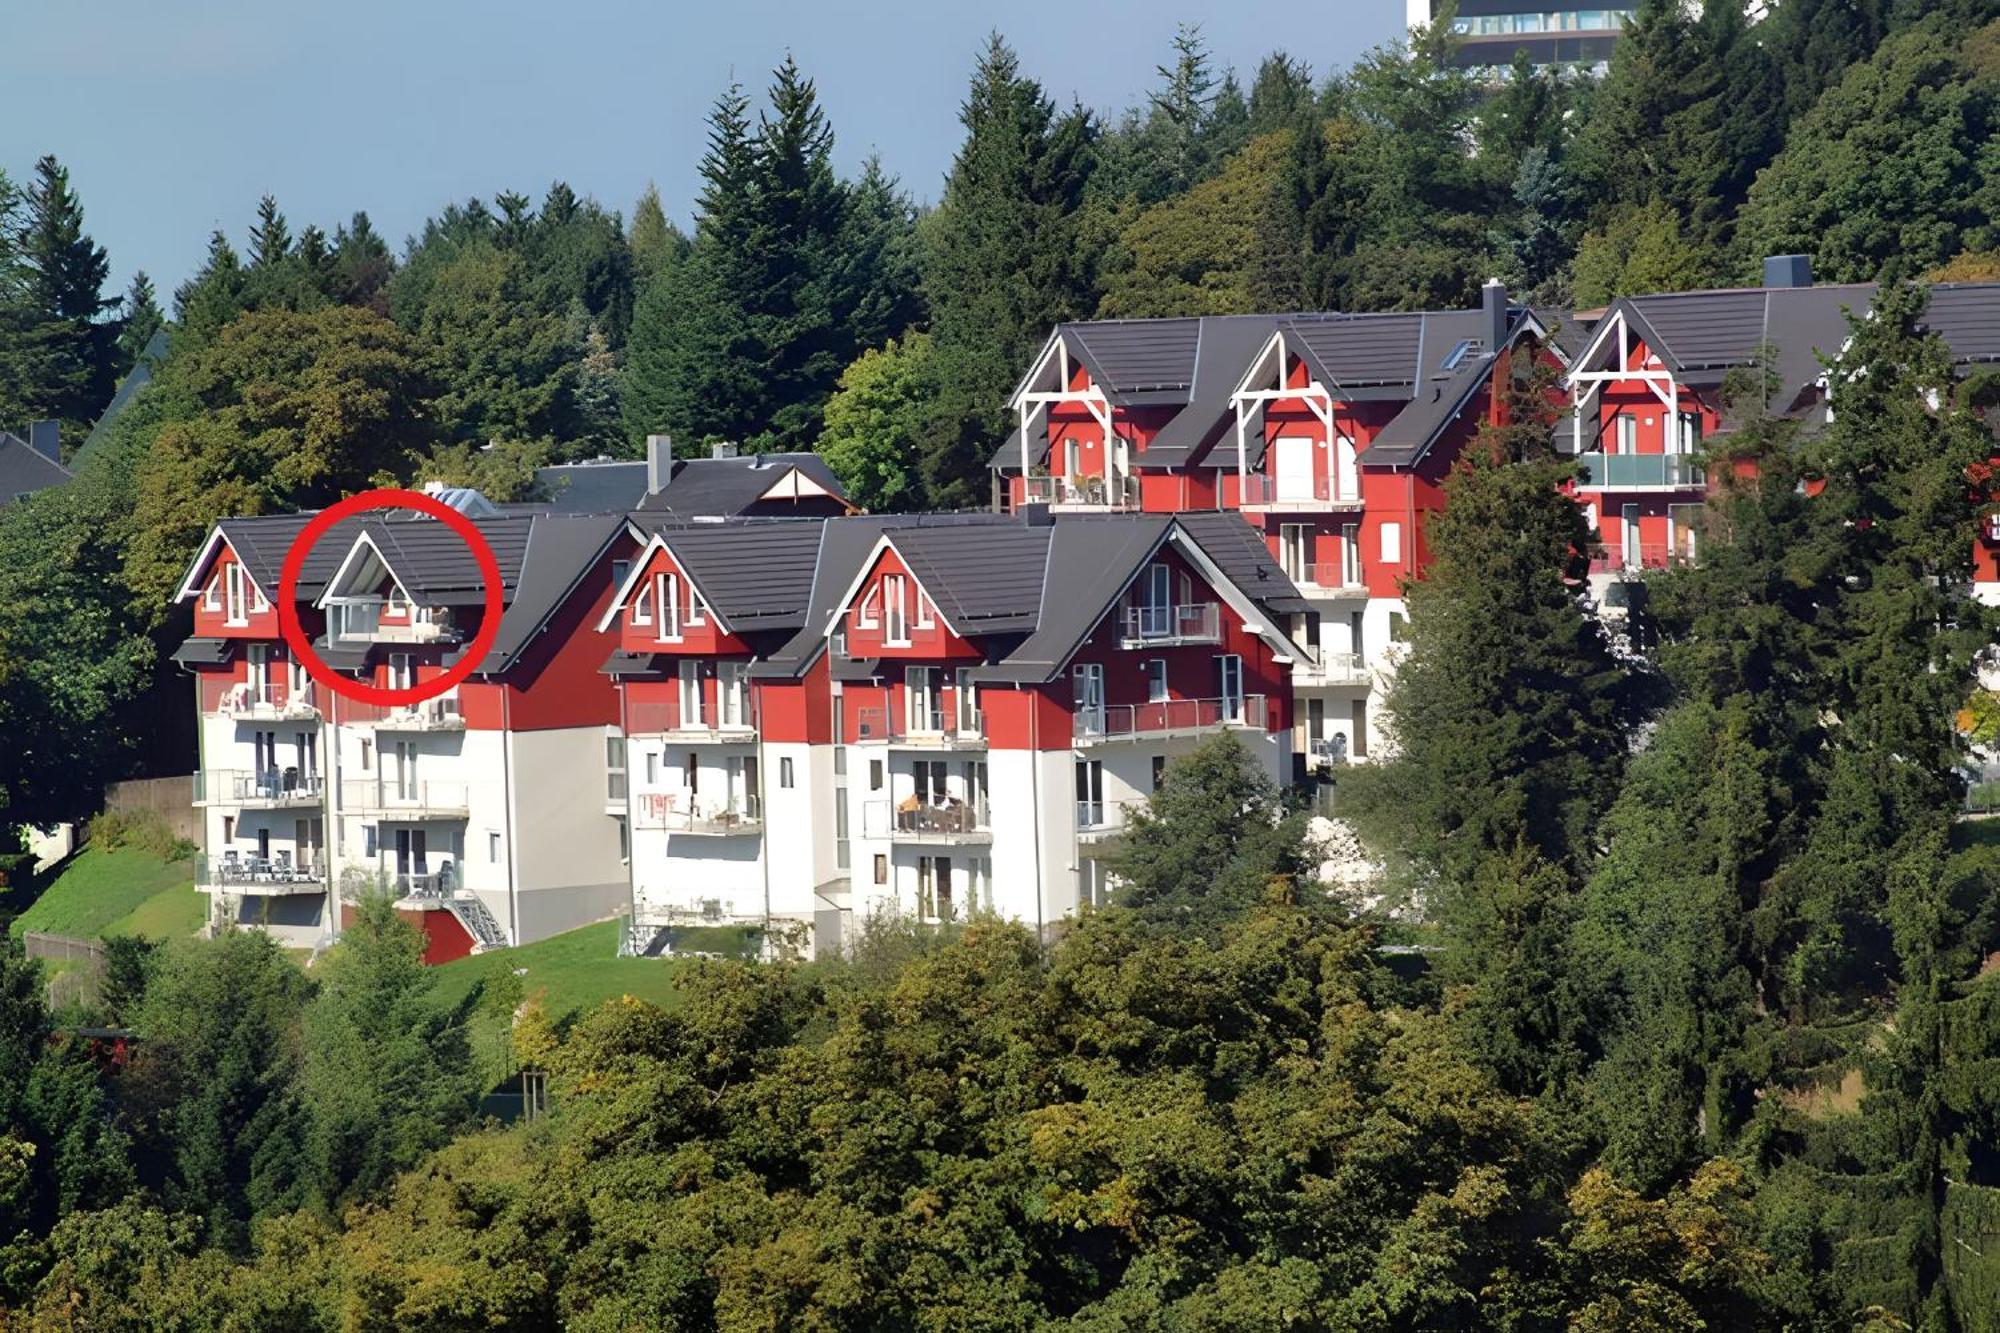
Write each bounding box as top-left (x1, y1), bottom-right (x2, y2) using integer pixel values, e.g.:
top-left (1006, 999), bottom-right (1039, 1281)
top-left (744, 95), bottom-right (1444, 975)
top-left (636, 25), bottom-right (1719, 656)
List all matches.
top-left (1217, 654), bottom-right (1244, 723)
top-left (684, 751), bottom-right (699, 793)
top-left (1151, 756), bottom-right (1167, 791)
top-left (606, 735), bottom-right (627, 802)
top-left (363, 824), bottom-right (378, 857)
top-left (1351, 700), bottom-right (1369, 759)
top-left (250, 578), bottom-right (268, 613)
top-left (873, 854), bottom-right (888, 885)
top-left (1615, 413), bottom-right (1637, 454)
top-left (955, 668), bottom-right (981, 736)
top-left (225, 562), bottom-right (248, 624)
top-left (657, 573), bottom-right (681, 642)
top-left (1278, 523), bottom-right (1311, 582)
top-left (883, 575), bottom-right (910, 646)
top-left (488, 831), bottom-right (501, 863)
top-left (1075, 760), bottom-right (1105, 828)
top-left (679, 660), bottom-right (705, 727)
top-left (611, 559), bottom-right (631, 592)
top-left (718, 662), bottom-right (749, 728)
top-left (857, 583), bottom-right (880, 629)
top-left (1145, 659), bottom-right (1168, 704)
top-left (869, 759), bottom-right (884, 792)
top-left (388, 652), bottom-right (414, 693)
top-left (1678, 412), bottom-right (1703, 453)
top-left (617, 817), bottom-right (629, 862)
top-left (247, 643), bottom-right (271, 703)
top-left (780, 757), bottom-right (795, 789)
top-left (645, 751), bottom-right (659, 784)
top-left (1073, 663), bottom-right (1106, 733)
top-left (1340, 524), bottom-right (1362, 587)
top-left (359, 738), bottom-right (372, 771)
top-left (916, 589), bottom-right (935, 629)
top-left (632, 580), bottom-right (653, 625)
top-left (1380, 522), bottom-right (1402, 565)
top-left (203, 570), bottom-right (221, 611)
top-left (906, 666), bottom-right (941, 733)
top-left (687, 585), bottom-right (709, 627)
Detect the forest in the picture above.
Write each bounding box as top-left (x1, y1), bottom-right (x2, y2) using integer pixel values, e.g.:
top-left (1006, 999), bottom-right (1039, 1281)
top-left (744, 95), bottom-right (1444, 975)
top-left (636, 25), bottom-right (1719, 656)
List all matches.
top-left (1, 0), bottom-right (2000, 1326)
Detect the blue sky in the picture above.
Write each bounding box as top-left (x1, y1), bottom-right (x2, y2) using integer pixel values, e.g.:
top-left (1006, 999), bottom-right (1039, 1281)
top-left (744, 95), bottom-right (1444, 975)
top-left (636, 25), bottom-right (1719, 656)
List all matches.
top-left (2, 1), bottom-right (1403, 300)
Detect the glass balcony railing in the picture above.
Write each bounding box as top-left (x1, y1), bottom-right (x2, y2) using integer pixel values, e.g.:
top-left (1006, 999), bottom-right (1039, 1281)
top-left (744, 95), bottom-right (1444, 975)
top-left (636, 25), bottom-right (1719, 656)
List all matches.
top-left (631, 792), bottom-right (763, 834)
top-left (1019, 473), bottom-right (1141, 510)
top-left (192, 768), bottom-right (324, 807)
top-left (852, 705), bottom-right (985, 746)
top-left (862, 798), bottom-right (992, 840)
top-left (1574, 452), bottom-right (1705, 490)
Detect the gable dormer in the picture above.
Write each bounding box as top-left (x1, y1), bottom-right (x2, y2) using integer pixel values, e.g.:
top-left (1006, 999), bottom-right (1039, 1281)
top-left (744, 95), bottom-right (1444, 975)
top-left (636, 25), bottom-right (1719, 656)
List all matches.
top-left (832, 541), bottom-right (978, 662)
top-left (316, 532), bottom-right (460, 645)
top-left (177, 531), bottom-right (278, 639)
top-left (598, 538), bottom-right (751, 656)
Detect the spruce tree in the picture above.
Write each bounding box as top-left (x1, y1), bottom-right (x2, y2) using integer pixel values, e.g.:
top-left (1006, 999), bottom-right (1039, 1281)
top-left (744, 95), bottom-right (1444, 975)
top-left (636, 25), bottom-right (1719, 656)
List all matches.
top-left (19, 154), bottom-right (116, 433)
top-left (330, 211), bottom-right (394, 311)
top-left (173, 230), bottom-right (247, 346)
top-left (627, 182), bottom-right (685, 290)
top-left (919, 35), bottom-right (1098, 509)
top-left (115, 270), bottom-right (164, 370)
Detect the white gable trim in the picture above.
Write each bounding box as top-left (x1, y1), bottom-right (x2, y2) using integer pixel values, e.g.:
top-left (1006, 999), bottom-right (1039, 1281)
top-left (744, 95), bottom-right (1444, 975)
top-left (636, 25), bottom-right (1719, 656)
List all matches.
top-left (173, 527), bottom-right (234, 603)
top-left (314, 530), bottom-right (414, 610)
top-left (819, 534), bottom-right (966, 640)
top-left (594, 534), bottom-right (734, 636)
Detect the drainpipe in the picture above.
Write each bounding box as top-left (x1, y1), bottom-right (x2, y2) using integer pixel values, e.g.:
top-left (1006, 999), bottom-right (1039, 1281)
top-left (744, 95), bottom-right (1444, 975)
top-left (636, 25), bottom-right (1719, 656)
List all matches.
top-left (754, 686), bottom-right (773, 954)
top-left (1026, 684), bottom-right (1045, 942)
top-left (501, 683), bottom-right (519, 946)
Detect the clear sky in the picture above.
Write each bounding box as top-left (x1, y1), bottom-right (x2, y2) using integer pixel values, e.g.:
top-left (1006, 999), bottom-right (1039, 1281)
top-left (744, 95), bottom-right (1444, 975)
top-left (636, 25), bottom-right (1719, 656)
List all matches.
top-left (2, 1), bottom-right (1404, 301)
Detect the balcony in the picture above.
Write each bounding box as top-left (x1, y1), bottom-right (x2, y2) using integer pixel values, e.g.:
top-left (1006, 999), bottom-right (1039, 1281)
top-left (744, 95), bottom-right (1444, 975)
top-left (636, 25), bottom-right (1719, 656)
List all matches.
top-left (373, 696), bottom-right (466, 731)
top-left (1074, 694), bottom-right (1268, 743)
top-left (852, 705), bottom-right (986, 748)
top-left (862, 798), bottom-right (992, 844)
top-left (193, 768), bottom-right (324, 809)
top-left (1239, 474), bottom-right (1362, 511)
top-left (1588, 544), bottom-right (1696, 576)
top-left (215, 680), bottom-right (320, 721)
top-left (624, 693), bottom-right (758, 742)
top-left (1574, 452), bottom-right (1705, 491)
top-left (338, 778), bottom-right (470, 819)
top-left (1075, 801), bottom-right (1123, 843)
top-left (331, 600), bottom-right (459, 645)
top-left (1019, 472), bottom-right (1142, 511)
top-left (1297, 562), bottom-right (1369, 597)
top-left (194, 854), bottom-right (326, 895)
top-left (1296, 651), bottom-right (1372, 687)
top-left (632, 792), bottom-right (763, 835)
top-left (1118, 602), bottom-right (1221, 649)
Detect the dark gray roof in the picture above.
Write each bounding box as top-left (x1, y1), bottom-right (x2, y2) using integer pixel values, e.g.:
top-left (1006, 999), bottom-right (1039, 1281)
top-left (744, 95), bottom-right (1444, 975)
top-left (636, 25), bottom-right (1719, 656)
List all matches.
top-left (637, 519), bottom-right (828, 632)
top-left (1061, 318), bottom-right (1204, 398)
top-left (1365, 357), bottom-right (1494, 469)
top-left (1617, 285), bottom-right (1874, 400)
top-left (365, 514), bottom-right (534, 602)
top-left (1283, 308), bottom-right (1502, 391)
top-left (601, 650), bottom-right (663, 676)
top-left (886, 523), bottom-right (1053, 634)
top-left (468, 513), bottom-right (624, 673)
top-left (1919, 284), bottom-right (2000, 366)
top-left (1172, 511), bottom-right (1313, 615)
top-left (1141, 315), bottom-right (1298, 468)
top-left (533, 460), bottom-right (650, 514)
top-left (0, 432), bottom-right (71, 504)
top-left (634, 453), bottom-right (849, 517)
top-left (74, 328), bottom-right (169, 468)
top-left (171, 636), bottom-right (235, 666)
top-left (212, 514), bottom-right (349, 599)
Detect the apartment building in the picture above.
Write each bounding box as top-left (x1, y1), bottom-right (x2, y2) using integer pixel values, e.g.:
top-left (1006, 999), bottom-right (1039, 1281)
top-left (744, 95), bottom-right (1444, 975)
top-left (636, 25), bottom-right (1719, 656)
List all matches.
top-left (601, 508), bottom-right (1309, 954)
top-left (1404, 0), bottom-right (1636, 78)
top-left (173, 441), bottom-right (854, 960)
top-left (991, 280), bottom-right (1576, 769)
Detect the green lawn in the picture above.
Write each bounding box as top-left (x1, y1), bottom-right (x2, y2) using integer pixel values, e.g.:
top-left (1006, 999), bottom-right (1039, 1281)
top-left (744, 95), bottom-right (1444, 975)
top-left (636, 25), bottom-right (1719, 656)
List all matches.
top-left (430, 919), bottom-right (688, 1083)
top-left (9, 847), bottom-right (199, 941)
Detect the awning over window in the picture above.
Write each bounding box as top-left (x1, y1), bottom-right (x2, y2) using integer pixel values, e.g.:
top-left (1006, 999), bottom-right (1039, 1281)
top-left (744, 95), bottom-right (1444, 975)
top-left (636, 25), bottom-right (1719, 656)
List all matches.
top-left (170, 636), bottom-right (234, 666)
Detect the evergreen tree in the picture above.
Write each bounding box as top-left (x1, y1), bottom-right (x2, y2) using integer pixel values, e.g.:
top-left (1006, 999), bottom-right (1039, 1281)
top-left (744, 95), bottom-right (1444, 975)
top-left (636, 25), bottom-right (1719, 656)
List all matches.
top-left (247, 194), bottom-right (292, 269)
top-left (115, 270), bottom-right (164, 369)
top-left (919, 35), bottom-right (1099, 509)
top-left (172, 230), bottom-right (247, 347)
top-left (1247, 52), bottom-right (1315, 136)
top-left (1142, 23), bottom-right (1221, 200)
top-left (627, 181), bottom-right (686, 290)
top-left (330, 211), bottom-right (394, 312)
top-left (19, 154), bottom-right (117, 433)
top-left (415, 242), bottom-right (576, 444)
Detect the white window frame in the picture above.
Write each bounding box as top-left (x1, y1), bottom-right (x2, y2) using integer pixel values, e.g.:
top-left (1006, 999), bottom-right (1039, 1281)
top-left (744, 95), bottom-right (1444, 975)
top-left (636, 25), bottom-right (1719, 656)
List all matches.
top-left (656, 573), bottom-right (681, 644)
top-left (1145, 658), bottom-right (1168, 704)
top-left (883, 575), bottom-right (910, 648)
top-left (1615, 412), bottom-right (1637, 455)
top-left (856, 583), bottom-right (881, 629)
top-left (916, 588), bottom-right (936, 630)
top-left (225, 562), bottom-right (248, 626)
top-left (687, 585), bottom-right (709, 627)
top-left (632, 580), bottom-right (653, 626)
top-left (203, 570), bottom-right (222, 612)
top-left (1380, 522), bottom-right (1402, 565)
top-left (678, 660), bottom-right (705, 727)
top-left (1340, 523), bottom-right (1363, 587)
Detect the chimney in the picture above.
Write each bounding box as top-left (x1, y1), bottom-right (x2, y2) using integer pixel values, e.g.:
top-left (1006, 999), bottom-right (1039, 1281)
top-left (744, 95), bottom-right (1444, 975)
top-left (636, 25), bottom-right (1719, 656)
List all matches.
top-left (27, 420), bottom-right (58, 464)
top-left (1481, 278), bottom-right (1507, 357)
top-left (1763, 254), bottom-right (1812, 289)
top-left (645, 433), bottom-right (673, 495)
top-left (710, 441), bottom-right (739, 460)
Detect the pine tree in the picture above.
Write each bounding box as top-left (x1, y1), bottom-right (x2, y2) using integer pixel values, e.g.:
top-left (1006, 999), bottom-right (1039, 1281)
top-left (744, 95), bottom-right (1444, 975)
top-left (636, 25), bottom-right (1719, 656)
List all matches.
top-left (1247, 52), bottom-right (1315, 136)
top-left (919, 35), bottom-right (1099, 509)
top-left (19, 154), bottom-right (116, 432)
top-left (247, 194), bottom-right (292, 269)
top-left (331, 211), bottom-right (394, 311)
top-left (1144, 23), bottom-right (1220, 198)
top-left (173, 230), bottom-right (246, 346)
top-left (115, 270), bottom-right (164, 369)
top-left (627, 182), bottom-right (685, 290)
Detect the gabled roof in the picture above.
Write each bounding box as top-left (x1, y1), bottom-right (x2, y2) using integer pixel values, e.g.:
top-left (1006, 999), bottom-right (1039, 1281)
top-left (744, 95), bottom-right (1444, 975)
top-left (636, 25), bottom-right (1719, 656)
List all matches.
top-left (604, 518), bottom-right (827, 635)
top-left (532, 460), bottom-right (650, 514)
top-left (175, 513), bottom-right (351, 604)
top-left (881, 523), bottom-right (1054, 634)
top-left (355, 514), bottom-right (534, 603)
top-left (74, 328), bottom-right (169, 469)
top-left (0, 431), bottom-right (71, 505)
top-left (634, 453), bottom-right (850, 517)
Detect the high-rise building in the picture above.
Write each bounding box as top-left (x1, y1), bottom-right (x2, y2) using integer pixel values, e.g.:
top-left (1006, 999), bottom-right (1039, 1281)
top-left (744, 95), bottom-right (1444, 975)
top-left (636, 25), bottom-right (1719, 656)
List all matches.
top-left (1405, 1), bottom-right (1635, 78)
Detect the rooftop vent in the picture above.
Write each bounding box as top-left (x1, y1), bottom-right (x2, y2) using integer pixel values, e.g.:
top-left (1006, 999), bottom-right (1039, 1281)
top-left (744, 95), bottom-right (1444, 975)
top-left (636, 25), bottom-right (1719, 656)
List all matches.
top-left (1763, 254), bottom-right (1812, 289)
top-left (710, 442), bottom-right (739, 460)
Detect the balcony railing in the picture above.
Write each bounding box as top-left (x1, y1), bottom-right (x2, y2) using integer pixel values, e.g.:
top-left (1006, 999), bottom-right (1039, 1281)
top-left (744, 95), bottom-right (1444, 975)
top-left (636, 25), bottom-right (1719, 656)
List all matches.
top-left (631, 792), bottom-right (763, 835)
top-left (852, 705), bottom-right (986, 746)
top-left (193, 768), bottom-right (324, 807)
top-left (1298, 651), bottom-right (1371, 686)
top-left (1574, 452), bottom-right (1705, 490)
top-left (1299, 562), bottom-right (1368, 595)
top-left (1019, 473), bottom-right (1141, 510)
top-left (214, 680), bottom-right (319, 720)
top-left (1118, 602), bottom-right (1221, 648)
top-left (1074, 693), bottom-right (1268, 742)
top-left (338, 778), bottom-right (470, 817)
top-left (373, 696), bottom-right (465, 730)
top-left (862, 798), bottom-right (992, 841)
top-left (194, 854), bottom-right (326, 893)
top-left (331, 600), bottom-right (458, 644)
top-left (624, 692), bottom-right (758, 739)
top-left (1588, 544), bottom-right (1696, 575)
top-left (1239, 474), bottom-right (1360, 509)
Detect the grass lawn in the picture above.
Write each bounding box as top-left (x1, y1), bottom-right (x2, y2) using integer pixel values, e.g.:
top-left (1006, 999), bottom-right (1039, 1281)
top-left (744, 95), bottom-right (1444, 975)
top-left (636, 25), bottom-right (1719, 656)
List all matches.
top-left (430, 919), bottom-right (687, 1083)
top-left (9, 847), bottom-right (198, 942)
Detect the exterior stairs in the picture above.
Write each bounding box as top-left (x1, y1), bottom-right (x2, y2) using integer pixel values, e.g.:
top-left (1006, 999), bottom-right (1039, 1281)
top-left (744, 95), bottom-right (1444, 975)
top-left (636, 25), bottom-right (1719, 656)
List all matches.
top-left (447, 894), bottom-right (509, 951)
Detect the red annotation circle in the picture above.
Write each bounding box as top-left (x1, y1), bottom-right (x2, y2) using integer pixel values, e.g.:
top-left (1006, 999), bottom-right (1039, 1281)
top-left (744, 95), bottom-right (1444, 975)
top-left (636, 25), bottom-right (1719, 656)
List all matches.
top-left (277, 488), bottom-right (503, 708)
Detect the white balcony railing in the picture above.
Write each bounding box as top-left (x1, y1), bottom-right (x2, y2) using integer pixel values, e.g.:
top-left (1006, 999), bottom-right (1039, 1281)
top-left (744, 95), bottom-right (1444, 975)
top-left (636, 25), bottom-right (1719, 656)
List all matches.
top-left (1574, 452), bottom-right (1705, 490)
top-left (852, 705), bottom-right (986, 747)
top-left (862, 798), bottom-right (992, 841)
top-left (631, 792), bottom-right (763, 834)
top-left (338, 778), bottom-right (470, 816)
top-left (193, 768), bottom-right (324, 807)
top-left (1074, 693), bottom-right (1267, 742)
top-left (1118, 602), bottom-right (1220, 648)
top-left (194, 854), bottom-right (326, 893)
top-left (1300, 562), bottom-right (1368, 595)
top-left (331, 599), bottom-right (458, 644)
top-left (1588, 544), bottom-right (1697, 575)
top-left (1019, 473), bottom-right (1141, 510)
top-left (624, 691), bottom-right (758, 739)
top-left (1240, 474), bottom-right (1360, 509)
top-left (375, 696), bottom-right (465, 730)
top-left (1298, 651), bottom-right (1371, 686)
top-left (218, 680), bottom-right (319, 720)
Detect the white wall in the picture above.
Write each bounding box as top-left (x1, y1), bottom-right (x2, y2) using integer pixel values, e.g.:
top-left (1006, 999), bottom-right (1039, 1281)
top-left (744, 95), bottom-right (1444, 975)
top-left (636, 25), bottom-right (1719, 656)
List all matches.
top-left (507, 726), bottom-right (630, 942)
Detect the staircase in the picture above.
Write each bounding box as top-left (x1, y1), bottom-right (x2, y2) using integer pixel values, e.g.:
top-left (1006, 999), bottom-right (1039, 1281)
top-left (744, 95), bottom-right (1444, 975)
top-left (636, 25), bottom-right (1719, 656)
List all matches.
top-left (446, 894), bottom-right (509, 952)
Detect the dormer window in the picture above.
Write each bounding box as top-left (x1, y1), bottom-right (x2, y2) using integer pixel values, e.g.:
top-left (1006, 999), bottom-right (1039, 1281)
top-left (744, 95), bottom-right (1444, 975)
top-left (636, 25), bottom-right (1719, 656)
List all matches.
top-left (655, 572), bottom-right (681, 643)
top-left (632, 581), bottom-right (653, 625)
top-left (203, 571), bottom-right (221, 612)
top-left (225, 562), bottom-right (249, 625)
top-left (916, 589), bottom-right (936, 630)
top-left (883, 575), bottom-right (910, 647)
top-left (688, 586), bottom-right (709, 628)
